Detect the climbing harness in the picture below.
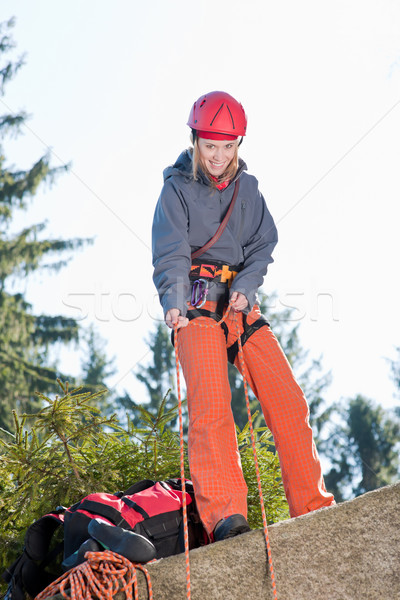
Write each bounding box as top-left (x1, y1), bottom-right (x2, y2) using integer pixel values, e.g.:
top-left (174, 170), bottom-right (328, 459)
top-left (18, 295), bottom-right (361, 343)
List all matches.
top-left (35, 550), bottom-right (153, 600)
top-left (173, 304), bottom-right (278, 600)
top-left (226, 314), bottom-right (270, 363)
top-left (186, 275), bottom-right (270, 364)
top-left (190, 260), bottom-right (241, 285)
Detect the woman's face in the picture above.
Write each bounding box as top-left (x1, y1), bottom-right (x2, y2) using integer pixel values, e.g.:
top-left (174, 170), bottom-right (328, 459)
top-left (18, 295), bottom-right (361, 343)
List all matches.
top-left (197, 137), bottom-right (237, 178)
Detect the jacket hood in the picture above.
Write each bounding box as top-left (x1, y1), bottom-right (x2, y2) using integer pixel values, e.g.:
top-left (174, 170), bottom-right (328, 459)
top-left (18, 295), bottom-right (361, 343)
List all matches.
top-left (163, 149), bottom-right (193, 182)
top-left (163, 148), bottom-right (247, 184)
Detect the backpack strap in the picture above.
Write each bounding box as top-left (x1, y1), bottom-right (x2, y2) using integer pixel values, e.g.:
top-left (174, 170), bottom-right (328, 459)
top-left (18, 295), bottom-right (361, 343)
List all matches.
top-left (121, 497), bottom-right (150, 520)
top-left (123, 479), bottom-right (155, 496)
top-left (2, 513), bottom-right (65, 600)
top-left (71, 499), bottom-right (133, 530)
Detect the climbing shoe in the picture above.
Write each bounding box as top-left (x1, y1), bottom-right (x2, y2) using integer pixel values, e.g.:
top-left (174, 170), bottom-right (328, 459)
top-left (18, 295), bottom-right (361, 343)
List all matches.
top-left (213, 514), bottom-right (251, 542)
top-left (62, 538), bottom-right (102, 571)
top-left (88, 519), bottom-right (157, 563)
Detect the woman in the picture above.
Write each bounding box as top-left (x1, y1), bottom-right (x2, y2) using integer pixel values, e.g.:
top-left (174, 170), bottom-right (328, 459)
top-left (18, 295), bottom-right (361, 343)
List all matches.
top-left (152, 91), bottom-right (335, 541)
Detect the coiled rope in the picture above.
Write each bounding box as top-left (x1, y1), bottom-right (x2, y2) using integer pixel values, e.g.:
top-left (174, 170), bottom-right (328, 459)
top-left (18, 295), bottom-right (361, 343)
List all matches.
top-left (174, 302), bottom-right (278, 600)
top-left (35, 550), bottom-right (153, 600)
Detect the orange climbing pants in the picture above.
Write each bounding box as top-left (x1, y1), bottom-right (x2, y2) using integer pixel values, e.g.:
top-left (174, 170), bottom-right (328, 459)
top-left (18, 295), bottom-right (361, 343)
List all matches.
top-left (177, 301), bottom-right (335, 535)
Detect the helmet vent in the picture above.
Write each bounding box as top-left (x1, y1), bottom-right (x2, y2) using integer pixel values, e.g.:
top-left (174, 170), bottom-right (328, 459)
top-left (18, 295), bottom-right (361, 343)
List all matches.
top-left (200, 99), bottom-right (207, 107)
top-left (209, 103), bottom-right (224, 126)
top-left (226, 105), bottom-right (235, 129)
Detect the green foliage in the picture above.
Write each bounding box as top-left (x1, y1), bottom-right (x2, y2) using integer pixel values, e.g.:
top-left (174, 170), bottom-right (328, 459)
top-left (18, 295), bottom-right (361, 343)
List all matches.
top-left (135, 323), bottom-right (177, 413)
top-left (0, 18), bottom-right (91, 432)
top-left (0, 18), bottom-right (24, 96)
top-left (115, 322), bottom-right (178, 427)
top-left (389, 346), bottom-right (400, 403)
top-left (81, 326), bottom-right (116, 389)
top-left (237, 413), bottom-right (289, 527)
top-left (0, 381), bottom-right (288, 583)
top-left (322, 395), bottom-right (400, 501)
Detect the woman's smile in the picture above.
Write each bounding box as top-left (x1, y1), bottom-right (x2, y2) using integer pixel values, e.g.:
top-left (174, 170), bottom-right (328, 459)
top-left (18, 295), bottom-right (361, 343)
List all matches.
top-left (208, 159), bottom-right (226, 173)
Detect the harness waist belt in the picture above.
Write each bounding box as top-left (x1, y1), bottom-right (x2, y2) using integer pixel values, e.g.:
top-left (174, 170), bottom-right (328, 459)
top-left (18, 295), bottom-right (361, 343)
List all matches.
top-left (190, 261), bottom-right (242, 285)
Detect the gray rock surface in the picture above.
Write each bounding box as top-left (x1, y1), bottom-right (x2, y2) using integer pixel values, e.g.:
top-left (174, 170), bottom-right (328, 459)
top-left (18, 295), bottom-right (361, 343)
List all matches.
top-left (47, 482), bottom-right (400, 600)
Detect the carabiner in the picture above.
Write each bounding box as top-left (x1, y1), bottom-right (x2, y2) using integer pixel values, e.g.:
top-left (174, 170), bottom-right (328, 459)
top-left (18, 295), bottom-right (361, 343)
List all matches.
top-left (190, 278), bottom-right (209, 308)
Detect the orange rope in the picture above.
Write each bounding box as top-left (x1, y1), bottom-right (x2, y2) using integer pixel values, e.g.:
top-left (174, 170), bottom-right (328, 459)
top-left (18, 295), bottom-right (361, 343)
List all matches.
top-left (172, 301), bottom-right (235, 600)
top-left (34, 551), bottom-right (153, 600)
top-left (174, 324), bottom-right (191, 600)
top-left (233, 312), bottom-right (278, 600)
top-left (174, 303), bottom-right (278, 599)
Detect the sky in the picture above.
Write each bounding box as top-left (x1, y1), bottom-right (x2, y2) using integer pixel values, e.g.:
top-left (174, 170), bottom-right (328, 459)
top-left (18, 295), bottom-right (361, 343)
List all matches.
top-left (1, 0), bottom-right (400, 414)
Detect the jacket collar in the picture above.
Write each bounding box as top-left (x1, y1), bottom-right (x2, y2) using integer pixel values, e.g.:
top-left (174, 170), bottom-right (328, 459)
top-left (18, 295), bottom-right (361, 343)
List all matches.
top-left (163, 148), bottom-right (247, 188)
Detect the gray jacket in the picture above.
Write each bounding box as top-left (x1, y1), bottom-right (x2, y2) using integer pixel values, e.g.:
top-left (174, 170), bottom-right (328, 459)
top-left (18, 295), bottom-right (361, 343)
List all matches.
top-left (152, 149), bottom-right (278, 317)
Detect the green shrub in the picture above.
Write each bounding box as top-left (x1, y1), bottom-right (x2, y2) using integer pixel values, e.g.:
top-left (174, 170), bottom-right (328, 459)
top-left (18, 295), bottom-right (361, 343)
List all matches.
top-left (0, 381), bottom-right (288, 587)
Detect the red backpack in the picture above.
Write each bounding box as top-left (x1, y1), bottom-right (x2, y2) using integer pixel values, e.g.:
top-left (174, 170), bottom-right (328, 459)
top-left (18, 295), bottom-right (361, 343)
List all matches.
top-left (2, 478), bottom-right (207, 600)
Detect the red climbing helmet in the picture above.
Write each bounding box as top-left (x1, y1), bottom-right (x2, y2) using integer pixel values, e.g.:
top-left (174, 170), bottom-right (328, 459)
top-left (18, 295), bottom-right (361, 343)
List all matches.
top-left (187, 91), bottom-right (247, 139)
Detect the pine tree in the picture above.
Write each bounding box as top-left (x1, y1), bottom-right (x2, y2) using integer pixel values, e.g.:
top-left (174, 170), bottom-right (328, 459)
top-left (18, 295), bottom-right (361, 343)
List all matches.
top-left (323, 395), bottom-right (400, 501)
top-left (79, 325), bottom-right (116, 415)
top-left (389, 346), bottom-right (400, 405)
top-left (134, 322), bottom-right (178, 421)
top-left (229, 291), bottom-right (332, 434)
top-left (0, 381), bottom-right (288, 585)
top-left (0, 18), bottom-right (90, 432)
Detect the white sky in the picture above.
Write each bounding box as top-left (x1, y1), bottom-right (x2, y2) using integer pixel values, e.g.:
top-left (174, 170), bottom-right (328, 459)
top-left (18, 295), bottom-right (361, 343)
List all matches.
top-left (1, 0), bottom-right (400, 411)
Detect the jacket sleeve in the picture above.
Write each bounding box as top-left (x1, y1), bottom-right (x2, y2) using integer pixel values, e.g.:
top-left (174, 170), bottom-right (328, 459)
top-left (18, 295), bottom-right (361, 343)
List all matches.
top-left (230, 187), bottom-right (278, 309)
top-left (152, 179), bottom-right (192, 317)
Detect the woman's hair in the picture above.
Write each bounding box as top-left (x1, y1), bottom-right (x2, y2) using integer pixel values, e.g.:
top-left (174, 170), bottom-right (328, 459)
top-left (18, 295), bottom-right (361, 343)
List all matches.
top-left (191, 136), bottom-right (239, 188)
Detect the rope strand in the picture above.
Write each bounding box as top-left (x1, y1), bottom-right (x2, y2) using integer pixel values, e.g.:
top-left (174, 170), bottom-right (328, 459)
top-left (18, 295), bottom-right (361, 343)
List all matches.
top-left (174, 303), bottom-right (278, 599)
top-left (174, 324), bottom-right (191, 600)
top-left (233, 312), bottom-right (278, 600)
top-left (35, 550), bottom-right (153, 600)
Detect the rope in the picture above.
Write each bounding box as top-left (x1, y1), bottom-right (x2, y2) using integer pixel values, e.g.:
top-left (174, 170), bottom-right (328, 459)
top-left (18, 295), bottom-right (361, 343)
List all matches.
top-left (171, 301), bottom-right (239, 599)
top-left (34, 551), bottom-right (153, 600)
top-left (174, 326), bottom-right (191, 600)
top-left (173, 302), bottom-right (278, 599)
top-left (233, 313), bottom-right (278, 600)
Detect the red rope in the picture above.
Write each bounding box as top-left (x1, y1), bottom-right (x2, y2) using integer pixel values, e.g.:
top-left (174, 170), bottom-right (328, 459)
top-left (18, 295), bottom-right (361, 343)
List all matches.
top-left (34, 551), bottom-right (153, 600)
top-left (173, 303), bottom-right (278, 599)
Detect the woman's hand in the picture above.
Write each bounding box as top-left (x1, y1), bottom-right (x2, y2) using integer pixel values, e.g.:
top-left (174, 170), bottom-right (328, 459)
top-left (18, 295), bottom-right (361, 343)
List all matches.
top-left (165, 308), bottom-right (189, 329)
top-left (230, 291), bottom-right (248, 312)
